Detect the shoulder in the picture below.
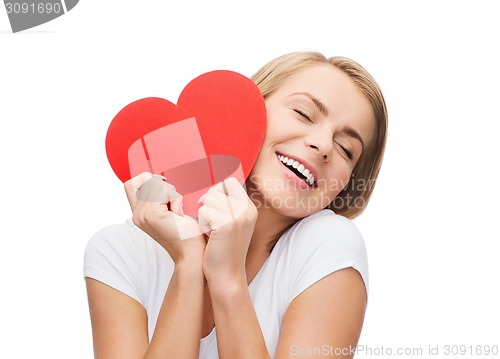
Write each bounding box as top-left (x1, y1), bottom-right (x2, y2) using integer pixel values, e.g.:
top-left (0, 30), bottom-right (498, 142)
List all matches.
top-left (276, 210), bottom-right (369, 303)
top-left (84, 219), bottom-right (149, 262)
top-left (83, 219), bottom-right (164, 305)
top-left (286, 209), bottom-right (366, 257)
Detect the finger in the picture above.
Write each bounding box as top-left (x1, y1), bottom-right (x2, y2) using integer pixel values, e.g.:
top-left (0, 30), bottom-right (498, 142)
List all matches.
top-left (130, 172), bottom-right (156, 188)
top-left (197, 192), bottom-right (208, 205)
top-left (207, 178), bottom-right (251, 220)
top-left (201, 190), bottom-right (237, 220)
top-left (125, 185), bottom-right (137, 211)
top-left (124, 172), bottom-right (155, 210)
top-left (212, 177), bottom-right (248, 202)
top-left (133, 201), bottom-right (176, 231)
top-left (162, 181), bottom-right (183, 216)
top-left (173, 215), bottom-right (204, 240)
top-left (198, 205), bottom-right (232, 235)
top-left (137, 175), bottom-right (177, 204)
top-left (169, 192), bottom-right (184, 217)
top-left (197, 205), bottom-right (214, 236)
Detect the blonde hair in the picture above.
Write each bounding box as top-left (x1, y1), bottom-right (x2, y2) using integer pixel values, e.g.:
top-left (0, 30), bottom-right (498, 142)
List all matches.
top-left (251, 51), bottom-right (388, 219)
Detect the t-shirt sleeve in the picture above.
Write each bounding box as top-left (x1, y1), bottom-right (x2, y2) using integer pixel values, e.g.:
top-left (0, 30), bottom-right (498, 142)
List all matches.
top-left (283, 211), bottom-right (369, 306)
top-left (83, 221), bottom-right (147, 306)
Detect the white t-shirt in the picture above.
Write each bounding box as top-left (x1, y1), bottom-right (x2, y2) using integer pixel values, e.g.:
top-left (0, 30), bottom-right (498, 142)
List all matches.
top-left (84, 209), bottom-right (368, 358)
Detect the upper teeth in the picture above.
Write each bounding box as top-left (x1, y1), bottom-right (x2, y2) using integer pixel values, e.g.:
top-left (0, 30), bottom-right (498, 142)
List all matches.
top-left (278, 154), bottom-right (315, 186)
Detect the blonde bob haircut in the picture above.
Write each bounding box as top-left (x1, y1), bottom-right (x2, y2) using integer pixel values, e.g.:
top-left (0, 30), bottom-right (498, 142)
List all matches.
top-left (251, 51), bottom-right (388, 219)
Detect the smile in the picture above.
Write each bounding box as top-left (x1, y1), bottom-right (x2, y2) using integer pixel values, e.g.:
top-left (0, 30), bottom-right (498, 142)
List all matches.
top-left (276, 153), bottom-right (316, 187)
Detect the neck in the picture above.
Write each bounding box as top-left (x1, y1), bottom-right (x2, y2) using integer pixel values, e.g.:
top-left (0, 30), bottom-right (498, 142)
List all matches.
top-left (252, 206), bottom-right (294, 249)
top-left (245, 182), bottom-right (297, 252)
top-left (243, 183), bottom-right (298, 283)
top-left (246, 198), bottom-right (297, 266)
top-left (244, 204), bottom-right (296, 284)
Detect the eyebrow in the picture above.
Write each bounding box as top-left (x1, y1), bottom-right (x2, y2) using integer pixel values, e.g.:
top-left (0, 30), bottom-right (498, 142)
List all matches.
top-left (344, 127), bottom-right (365, 150)
top-left (293, 92), bottom-right (329, 116)
top-left (293, 92), bottom-right (365, 150)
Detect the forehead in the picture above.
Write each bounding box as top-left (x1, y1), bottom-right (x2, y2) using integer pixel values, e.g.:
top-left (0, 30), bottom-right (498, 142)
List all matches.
top-left (272, 64), bottom-right (376, 145)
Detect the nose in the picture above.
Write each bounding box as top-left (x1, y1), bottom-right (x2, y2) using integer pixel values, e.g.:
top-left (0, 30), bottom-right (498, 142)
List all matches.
top-left (304, 130), bottom-right (334, 160)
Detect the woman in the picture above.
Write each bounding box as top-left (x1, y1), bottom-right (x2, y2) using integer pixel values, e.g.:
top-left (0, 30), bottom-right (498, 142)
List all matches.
top-left (84, 51), bottom-right (387, 358)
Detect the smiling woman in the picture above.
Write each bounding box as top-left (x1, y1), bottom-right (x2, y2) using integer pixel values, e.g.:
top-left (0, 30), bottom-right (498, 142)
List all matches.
top-left (84, 51), bottom-right (388, 359)
top-left (251, 52), bottom-right (387, 219)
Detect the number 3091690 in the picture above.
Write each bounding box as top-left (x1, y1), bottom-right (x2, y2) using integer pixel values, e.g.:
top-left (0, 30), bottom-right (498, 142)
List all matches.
top-left (5, 2), bottom-right (62, 14)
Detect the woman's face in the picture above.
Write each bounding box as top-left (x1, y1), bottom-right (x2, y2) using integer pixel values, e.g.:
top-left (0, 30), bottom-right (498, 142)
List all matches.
top-left (247, 64), bottom-right (375, 219)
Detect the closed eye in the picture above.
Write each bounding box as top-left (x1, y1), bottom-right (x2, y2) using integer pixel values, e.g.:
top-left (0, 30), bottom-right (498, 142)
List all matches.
top-left (336, 142), bottom-right (353, 160)
top-left (343, 147), bottom-right (353, 160)
top-left (294, 109), bottom-right (312, 122)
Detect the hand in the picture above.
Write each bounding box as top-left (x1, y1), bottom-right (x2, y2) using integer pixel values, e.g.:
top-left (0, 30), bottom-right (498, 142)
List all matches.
top-left (124, 172), bottom-right (206, 264)
top-left (198, 177), bottom-right (258, 284)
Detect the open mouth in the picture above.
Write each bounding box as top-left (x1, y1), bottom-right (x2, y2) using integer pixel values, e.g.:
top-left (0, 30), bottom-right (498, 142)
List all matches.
top-left (276, 153), bottom-right (316, 187)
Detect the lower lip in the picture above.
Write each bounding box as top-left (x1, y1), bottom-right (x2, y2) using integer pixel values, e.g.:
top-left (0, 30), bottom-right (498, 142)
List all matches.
top-left (276, 155), bottom-right (311, 191)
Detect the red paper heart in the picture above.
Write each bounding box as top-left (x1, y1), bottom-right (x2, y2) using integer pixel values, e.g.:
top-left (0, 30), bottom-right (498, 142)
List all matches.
top-left (105, 70), bottom-right (267, 216)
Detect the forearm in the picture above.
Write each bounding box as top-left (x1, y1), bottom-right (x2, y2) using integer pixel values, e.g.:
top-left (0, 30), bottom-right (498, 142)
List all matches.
top-left (208, 277), bottom-right (271, 359)
top-left (145, 258), bottom-right (205, 359)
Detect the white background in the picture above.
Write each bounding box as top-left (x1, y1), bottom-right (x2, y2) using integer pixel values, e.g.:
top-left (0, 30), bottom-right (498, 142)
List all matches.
top-left (1, 1), bottom-right (499, 358)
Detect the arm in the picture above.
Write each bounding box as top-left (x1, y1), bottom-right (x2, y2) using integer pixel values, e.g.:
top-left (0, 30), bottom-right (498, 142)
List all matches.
top-left (86, 173), bottom-right (206, 359)
top-left (146, 255), bottom-right (205, 358)
top-left (207, 268), bottom-right (366, 359)
top-left (275, 267), bottom-right (367, 359)
top-left (86, 255), bottom-right (204, 359)
top-left (86, 278), bottom-right (149, 359)
top-left (198, 178), bottom-right (271, 358)
top-left (208, 277), bottom-right (271, 359)
top-left (198, 178), bottom-right (367, 358)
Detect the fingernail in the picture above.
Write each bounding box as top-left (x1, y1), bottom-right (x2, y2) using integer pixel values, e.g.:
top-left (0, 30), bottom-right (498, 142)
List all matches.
top-left (197, 193), bottom-right (207, 204)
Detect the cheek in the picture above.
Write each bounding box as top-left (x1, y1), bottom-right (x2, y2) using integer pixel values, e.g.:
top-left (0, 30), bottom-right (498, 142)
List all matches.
top-left (262, 118), bottom-right (283, 144)
top-left (263, 106), bottom-right (299, 144)
top-left (321, 164), bottom-right (352, 198)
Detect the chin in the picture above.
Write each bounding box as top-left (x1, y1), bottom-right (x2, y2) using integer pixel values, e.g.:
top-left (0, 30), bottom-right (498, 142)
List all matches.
top-left (247, 156), bottom-right (336, 218)
top-left (248, 180), bottom-right (331, 219)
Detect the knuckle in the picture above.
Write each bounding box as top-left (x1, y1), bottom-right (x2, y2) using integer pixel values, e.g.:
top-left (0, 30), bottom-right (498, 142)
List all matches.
top-left (243, 205), bottom-right (258, 221)
top-left (159, 183), bottom-right (170, 197)
top-left (142, 210), bottom-right (156, 224)
top-left (127, 172), bottom-right (153, 192)
top-left (138, 171), bottom-right (153, 178)
top-left (248, 204), bottom-right (258, 216)
top-left (248, 200), bottom-right (257, 212)
top-left (165, 182), bottom-right (177, 191)
top-left (138, 213), bottom-right (148, 226)
top-left (135, 172), bottom-right (152, 183)
top-left (132, 213), bottom-right (141, 227)
top-left (174, 194), bottom-right (183, 202)
top-left (227, 177), bottom-right (239, 185)
top-left (197, 205), bottom-right (206, 215)
top-left (201, 195), bottom-right (213, 207)
top-left (197, 206), bottom-right (209, 220)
